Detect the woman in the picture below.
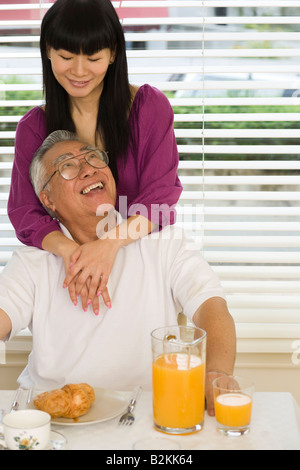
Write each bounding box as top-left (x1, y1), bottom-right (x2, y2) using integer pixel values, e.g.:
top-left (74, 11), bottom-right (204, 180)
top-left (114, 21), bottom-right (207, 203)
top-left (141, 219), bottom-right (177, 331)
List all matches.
top-left (8, 0), bottom-right (182, 315)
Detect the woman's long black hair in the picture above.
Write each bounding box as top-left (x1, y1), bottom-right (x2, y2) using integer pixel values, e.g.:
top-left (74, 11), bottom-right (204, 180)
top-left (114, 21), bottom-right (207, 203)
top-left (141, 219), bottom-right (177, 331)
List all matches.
top-left (40, 0), bottom-right (132, 183)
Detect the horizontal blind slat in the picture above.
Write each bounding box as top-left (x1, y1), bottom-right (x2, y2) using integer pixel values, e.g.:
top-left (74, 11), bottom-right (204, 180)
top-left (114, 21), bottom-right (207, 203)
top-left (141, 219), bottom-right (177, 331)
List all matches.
top-left (199, 1), bottom-right (300, 6)
top-left (236, 323), bottom-right (300, 339)
top-left (189, 114), bottom-right (300, 123)
top-left (179, 175), bottom-right (300, 185)
top-left (228, 295), bottom-right (300, 309)
top-left (5, 49), bottom-right (300, 60)
top-left (176, 129), bottom-right (300, 138)
top-left (119, 1), bottom-right (300, 7)
top-left (4, 16), bottom-right (300, 28)
top-left (232, 309), bottom-right (300, 324)
top-left (185, 191), bottom-right (300, 201)
top-left (5, 129), bottom-right (300, 140)
top-left (177, 145), bottom-right (300, 154)
top-left (204, 236), bottom-right (300, 248)
top-left (0, 3), bottom-right (54, 10)
top-left (171, 98), bottom-right (300, 106)
top-left (179, 160), bottom-right (300, 170)
top-left (214, 266), bottom-right (300, 278)
top-left (204, 251), bottom-right (300, 264)
top-left (223, 280), bottom-right (300, 294)
top-left (177, 206), bottom-right (300, 216)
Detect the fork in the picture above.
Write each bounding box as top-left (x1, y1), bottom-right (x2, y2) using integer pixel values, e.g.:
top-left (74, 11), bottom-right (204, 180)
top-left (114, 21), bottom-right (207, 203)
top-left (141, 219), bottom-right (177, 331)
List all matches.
top-left (10, 387), bottom-right (23, 412)
top-left (118, 386), bottom-right (142, 426)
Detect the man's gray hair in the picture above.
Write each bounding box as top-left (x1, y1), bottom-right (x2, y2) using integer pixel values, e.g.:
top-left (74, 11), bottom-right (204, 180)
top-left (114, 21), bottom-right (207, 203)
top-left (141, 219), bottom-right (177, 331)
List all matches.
top-left (30, 129), bottom-right (79, 197)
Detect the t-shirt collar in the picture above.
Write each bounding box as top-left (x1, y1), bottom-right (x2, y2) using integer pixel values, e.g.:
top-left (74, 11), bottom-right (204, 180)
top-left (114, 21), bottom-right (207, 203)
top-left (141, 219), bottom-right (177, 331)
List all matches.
top-left (59, 209), bottom-right (123, 241)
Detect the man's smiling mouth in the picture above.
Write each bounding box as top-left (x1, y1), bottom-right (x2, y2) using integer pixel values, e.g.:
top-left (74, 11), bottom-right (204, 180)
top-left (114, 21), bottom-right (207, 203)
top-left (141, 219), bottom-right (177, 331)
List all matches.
top-left (81, 181), bottom-right (104, 195)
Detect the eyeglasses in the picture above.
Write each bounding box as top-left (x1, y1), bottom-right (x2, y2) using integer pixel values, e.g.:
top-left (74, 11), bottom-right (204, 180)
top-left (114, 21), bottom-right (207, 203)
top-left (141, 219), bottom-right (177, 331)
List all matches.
top-left (42, 148), bottom-right (109, 191)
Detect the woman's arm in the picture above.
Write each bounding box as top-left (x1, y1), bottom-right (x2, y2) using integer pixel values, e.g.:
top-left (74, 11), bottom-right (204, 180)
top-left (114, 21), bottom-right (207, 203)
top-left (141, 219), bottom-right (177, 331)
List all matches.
top-left (123, 85), bottom-right (183, 229)
top-left (8, 108), bottom-right (61, 248)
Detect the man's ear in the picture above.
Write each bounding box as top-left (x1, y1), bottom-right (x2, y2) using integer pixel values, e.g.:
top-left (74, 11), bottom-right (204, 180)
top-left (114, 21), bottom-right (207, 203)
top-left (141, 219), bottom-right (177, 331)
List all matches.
top-left (39, 189), bottom-right (56, 214)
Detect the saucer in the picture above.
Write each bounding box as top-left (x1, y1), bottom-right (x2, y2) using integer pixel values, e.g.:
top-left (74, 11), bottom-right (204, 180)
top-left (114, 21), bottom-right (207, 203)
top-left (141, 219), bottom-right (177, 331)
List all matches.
top-left (0, 431), bottom-right (67, 451)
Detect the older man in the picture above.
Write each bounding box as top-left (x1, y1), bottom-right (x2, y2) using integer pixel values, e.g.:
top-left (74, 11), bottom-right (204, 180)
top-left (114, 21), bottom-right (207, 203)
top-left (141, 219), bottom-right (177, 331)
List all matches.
top-left (0, 131), bottom-right (236, 415)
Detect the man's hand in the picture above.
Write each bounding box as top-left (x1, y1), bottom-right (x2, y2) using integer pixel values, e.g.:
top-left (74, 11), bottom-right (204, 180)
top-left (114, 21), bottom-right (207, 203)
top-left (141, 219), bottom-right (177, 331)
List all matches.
top-left (205, 371), bottom-right (229, 416)
top-left (0, 308), bottom-right (12, 341)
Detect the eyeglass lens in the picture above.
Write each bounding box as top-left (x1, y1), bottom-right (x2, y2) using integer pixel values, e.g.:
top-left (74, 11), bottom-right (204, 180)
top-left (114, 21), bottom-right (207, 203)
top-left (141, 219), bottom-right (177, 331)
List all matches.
top-left (60, 151), bottom-right (108, 180)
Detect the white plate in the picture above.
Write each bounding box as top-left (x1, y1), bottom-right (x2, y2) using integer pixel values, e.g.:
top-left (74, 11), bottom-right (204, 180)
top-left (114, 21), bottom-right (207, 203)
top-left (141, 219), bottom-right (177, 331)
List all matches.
top-left (30, 388), bottom-right (127, 426)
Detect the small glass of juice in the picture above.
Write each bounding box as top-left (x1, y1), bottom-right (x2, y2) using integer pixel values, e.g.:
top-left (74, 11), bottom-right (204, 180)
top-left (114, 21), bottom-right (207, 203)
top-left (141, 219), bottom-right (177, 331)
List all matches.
top-left (151, 325), bottom-right (206, 435)
top-left (213, 375), bottom-right (255, 436)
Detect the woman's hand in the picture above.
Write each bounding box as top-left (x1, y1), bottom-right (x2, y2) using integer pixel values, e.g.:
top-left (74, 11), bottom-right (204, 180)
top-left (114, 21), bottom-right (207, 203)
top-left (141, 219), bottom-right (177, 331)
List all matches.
top-left (42, 231), bottom-right (116, 315)
top-left (58, 239), bottom-right (94, 312)
top-left (50, 236), bottom-right (101, 315)
top-left (48, 216), bottom-right (155, 315)
top-left (63, 238), bottom-right (122, 314)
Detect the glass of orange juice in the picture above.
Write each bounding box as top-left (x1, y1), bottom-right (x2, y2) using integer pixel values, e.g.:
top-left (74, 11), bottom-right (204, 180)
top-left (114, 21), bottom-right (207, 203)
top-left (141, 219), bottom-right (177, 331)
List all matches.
top-left (213, 375), bottom-right (255, 436)
top-left (151, 325), bottom-right (206, 435)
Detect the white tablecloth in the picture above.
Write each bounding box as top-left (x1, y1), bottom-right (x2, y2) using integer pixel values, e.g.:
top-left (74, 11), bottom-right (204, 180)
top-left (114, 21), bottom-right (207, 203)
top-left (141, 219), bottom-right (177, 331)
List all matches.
top-left (1, 390), bottom-right (300, 450)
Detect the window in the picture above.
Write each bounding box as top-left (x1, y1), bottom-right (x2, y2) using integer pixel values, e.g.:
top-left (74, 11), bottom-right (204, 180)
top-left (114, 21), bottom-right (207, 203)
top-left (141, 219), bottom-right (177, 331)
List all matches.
top-left (0, 1), bottom-right (299, 358)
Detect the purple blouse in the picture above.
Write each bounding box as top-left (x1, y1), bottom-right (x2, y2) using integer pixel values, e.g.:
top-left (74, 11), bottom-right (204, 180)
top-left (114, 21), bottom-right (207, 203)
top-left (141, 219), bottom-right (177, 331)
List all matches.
top-left (8, 84), bottom-right (183, 249)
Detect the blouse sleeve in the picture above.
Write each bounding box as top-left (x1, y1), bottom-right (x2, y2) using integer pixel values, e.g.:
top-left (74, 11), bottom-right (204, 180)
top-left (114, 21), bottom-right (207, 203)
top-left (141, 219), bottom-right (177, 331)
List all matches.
top-left (7, 108), bottom-right (61, 249)
top-left (127, 85), bottom-right (183, 227)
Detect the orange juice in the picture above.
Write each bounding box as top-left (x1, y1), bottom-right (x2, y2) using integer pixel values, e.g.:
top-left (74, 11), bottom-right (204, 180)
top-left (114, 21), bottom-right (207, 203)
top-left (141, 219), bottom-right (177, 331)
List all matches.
top-left (214, 393), bottom-right (252, 428)
top-left (152, 353), bottom-right (205, 431)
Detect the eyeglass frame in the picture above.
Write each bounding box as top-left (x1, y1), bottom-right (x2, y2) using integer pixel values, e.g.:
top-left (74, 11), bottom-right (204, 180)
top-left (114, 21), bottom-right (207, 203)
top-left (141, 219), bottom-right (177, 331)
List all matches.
top-left (41, 148), bottom-right (109, 191)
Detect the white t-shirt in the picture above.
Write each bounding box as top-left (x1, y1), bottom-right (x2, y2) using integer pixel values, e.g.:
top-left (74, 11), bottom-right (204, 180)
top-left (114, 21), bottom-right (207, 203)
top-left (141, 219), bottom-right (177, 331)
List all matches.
top-left (1, 222), bottom-right (225, 391)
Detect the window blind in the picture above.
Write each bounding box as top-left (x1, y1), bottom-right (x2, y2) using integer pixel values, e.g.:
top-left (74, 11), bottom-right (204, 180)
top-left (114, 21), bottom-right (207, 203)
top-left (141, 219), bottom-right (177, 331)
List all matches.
top-left (0, 1), bottom-right (299, 357)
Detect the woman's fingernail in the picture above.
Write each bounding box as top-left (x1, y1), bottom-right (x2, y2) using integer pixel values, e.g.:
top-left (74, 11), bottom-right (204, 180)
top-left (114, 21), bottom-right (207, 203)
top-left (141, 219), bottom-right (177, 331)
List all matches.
top-left (97, 291), bottom-right (101, 297)
top-left (87, 299), bottom-right (92, 306)
top-left (73, 300), bottom-right (78, 306)
top-left (83, 307), bottom-right (88, 312)
top-left (94, 310), bottom-right (99, 316)
top-left (63, 283), bottom-right (67, 289)
top-left (69, 263), bottom-right (73, 269)
top-left (107, 302), bottom-right (112, 309)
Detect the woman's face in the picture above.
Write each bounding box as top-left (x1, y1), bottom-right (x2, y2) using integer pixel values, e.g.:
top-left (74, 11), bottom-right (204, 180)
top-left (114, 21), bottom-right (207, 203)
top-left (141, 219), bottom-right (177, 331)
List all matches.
top-left (47, 47), bottom-right (115, 100)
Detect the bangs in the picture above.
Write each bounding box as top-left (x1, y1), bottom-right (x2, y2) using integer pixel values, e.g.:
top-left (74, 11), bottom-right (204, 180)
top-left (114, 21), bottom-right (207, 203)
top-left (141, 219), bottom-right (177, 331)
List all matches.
top-left (45, 3), bottom-right (117, 55)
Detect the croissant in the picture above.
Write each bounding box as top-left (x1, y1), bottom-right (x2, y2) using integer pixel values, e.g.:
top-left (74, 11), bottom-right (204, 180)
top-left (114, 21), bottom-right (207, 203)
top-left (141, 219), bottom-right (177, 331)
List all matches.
top-left (34, 383), bottom-right (95, 419)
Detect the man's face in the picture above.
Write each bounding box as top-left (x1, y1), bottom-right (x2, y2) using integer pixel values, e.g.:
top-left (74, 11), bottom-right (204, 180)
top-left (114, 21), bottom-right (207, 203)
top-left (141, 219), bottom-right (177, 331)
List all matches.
top-left (40, 140), bottom-right (117, 227)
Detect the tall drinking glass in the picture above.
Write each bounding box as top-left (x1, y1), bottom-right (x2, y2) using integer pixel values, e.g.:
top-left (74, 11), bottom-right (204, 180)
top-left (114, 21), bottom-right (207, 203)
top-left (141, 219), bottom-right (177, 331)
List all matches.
top-left (151, 325), bottom-right (206, 435)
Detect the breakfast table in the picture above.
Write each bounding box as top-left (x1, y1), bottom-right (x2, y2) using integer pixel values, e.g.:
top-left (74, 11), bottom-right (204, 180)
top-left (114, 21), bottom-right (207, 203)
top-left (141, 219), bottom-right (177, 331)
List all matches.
top-left (1, 389), bottom-right (300, 451)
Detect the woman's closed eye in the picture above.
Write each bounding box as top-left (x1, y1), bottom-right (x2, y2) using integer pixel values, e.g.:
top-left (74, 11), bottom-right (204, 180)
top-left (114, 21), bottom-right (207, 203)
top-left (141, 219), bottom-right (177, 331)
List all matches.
top-left (59, 55), bottom-right (73, 61)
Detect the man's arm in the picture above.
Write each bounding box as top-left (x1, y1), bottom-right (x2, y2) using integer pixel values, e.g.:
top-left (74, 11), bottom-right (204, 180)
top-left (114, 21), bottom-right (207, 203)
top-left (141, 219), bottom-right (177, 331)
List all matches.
top-left (192, 296), bottom-right (236, 416)
top-left (0, 309), bottom-right (12, 340)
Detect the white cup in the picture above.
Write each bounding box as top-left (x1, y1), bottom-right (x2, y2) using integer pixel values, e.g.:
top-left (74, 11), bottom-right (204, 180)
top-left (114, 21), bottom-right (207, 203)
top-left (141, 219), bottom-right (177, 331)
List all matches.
top-left (3, 410), bottom-right (51, 450)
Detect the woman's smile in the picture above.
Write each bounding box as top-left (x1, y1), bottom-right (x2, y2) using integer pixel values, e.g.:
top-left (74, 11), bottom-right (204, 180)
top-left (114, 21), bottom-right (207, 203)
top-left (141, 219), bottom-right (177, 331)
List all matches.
top-left (68, 79), bottom-right (91, 88)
